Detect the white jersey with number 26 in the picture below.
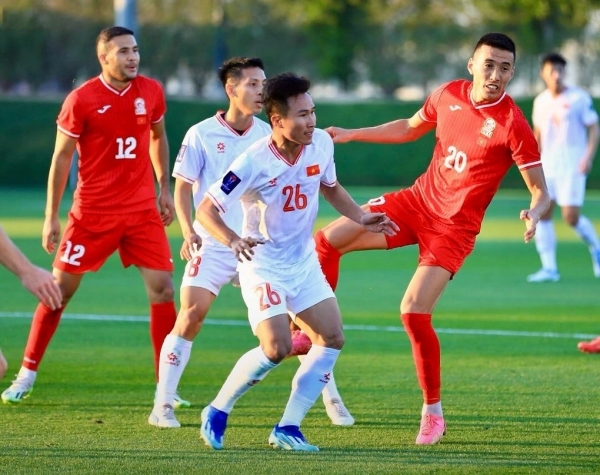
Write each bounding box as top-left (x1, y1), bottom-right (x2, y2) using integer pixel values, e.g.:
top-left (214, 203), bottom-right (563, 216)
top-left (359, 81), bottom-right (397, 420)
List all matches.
top-left (206, 128), bottom-right (337, 271)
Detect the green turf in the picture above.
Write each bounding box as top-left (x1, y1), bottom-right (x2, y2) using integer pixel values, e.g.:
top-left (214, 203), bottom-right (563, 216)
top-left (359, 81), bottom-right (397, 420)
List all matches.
top-left (1, 188), bottom-right (599, 474)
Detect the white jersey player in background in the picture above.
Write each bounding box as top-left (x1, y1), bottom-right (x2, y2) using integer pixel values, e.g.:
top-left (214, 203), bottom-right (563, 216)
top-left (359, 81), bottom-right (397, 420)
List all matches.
top-left (527, 52), bottom-right (600, 283)
top-left (196, 73), bottom-right (398, 451)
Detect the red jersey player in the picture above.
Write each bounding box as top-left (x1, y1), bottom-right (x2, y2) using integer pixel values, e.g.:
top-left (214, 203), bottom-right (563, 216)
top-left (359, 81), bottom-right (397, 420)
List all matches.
top-left (317, 33), bottom-right (550, 445)
top-left (2, 26), bottom-right (181, 406)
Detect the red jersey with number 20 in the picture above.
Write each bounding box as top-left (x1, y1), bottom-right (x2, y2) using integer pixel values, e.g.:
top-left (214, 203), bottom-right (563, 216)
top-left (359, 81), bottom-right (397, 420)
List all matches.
top-left (57, 75), bottom-right (166, 214)
top-left (414, 79), bottom-right (541, 234)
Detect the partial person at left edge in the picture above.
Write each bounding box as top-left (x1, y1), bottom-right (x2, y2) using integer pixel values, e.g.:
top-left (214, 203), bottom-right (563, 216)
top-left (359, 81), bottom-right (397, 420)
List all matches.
top-left (1, 26), bottom-right (184, 408)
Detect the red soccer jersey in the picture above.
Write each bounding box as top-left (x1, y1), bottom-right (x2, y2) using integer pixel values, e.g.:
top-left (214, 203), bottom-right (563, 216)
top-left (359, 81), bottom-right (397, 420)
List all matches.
top-left (413, 79), bottom-right (541, 234)
top-left (57, 75), bottom-right (166, 214)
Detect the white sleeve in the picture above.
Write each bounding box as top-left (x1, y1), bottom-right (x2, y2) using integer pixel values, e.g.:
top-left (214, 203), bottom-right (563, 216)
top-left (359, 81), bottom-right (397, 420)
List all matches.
top-left (172, 127), bottom-right (206, 184)
top-left (580, 92), bottom-right (599, 126)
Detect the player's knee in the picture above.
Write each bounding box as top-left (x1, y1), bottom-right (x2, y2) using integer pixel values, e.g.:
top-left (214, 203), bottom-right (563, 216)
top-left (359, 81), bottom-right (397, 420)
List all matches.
top-left (319, 329), bottom-right (345, 350)
top-left (564, 213), bottom-right (579, 227)
top-left (262, 340), bottom-right (292, 363)
top-left (173, 308), bottom-right (205, 338)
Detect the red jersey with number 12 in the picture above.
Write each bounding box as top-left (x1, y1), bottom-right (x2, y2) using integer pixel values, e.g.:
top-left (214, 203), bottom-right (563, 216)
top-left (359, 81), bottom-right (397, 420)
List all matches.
top-left (413, 79), bottom-right (541, 234)
top-left (57, 75), bottom-right (166, 214)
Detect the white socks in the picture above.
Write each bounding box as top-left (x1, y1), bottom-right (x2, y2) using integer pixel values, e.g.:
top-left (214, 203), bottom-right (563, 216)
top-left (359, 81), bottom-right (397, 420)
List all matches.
top-left (297, 354), bottom-right (341, 403)
top-left (17, 366), bottom-right (37, 382)
top-left (574, 215), bottom-right (600, 250)
top-left (279, 345), bottom-right (340, 427)
top-left (534, 219), bottom-right (557, 271)
top-left (155, 334), bottom-right (192, 407)
top-left (422, 401), bottom-right (443, 417)
top-left (211, 346), bottom-right (278, 414)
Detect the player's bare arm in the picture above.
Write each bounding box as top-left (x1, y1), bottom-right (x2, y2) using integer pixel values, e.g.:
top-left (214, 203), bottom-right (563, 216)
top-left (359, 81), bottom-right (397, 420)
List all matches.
top-left (43, 131), bottom-right (77, 254)
top-left (196, 196), bottom-right (263, 262)
top-left (580, 122), bottom-right (599, 174)
top-left (519, 166), bottom-right (551, 243)
top-left (150, 119), bottom-right (175, 226)
top-left (324, 111), bottom-right (435, 145)
top-left (174, 179), bottom-right (202, 261)
top-left (320, 183), bottom-right (399, 236)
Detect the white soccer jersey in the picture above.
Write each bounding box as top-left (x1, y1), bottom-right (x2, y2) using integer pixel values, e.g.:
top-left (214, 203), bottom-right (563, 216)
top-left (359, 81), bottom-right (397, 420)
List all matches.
top-left (533, 86), bottom-right (599, 177)
top-left (206, 128), bottom-right (337, 270)
top-left (172, 112), bottom-right (271, 249)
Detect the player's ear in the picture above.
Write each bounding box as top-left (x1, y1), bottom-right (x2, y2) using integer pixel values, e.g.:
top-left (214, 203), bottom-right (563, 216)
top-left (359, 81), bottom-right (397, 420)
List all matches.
top-left (271, 113), bottom-right (283, 128)
top-left (467, 58), bottom-right (474, 75)
top-left (225, 82), bottom-right (237, 99)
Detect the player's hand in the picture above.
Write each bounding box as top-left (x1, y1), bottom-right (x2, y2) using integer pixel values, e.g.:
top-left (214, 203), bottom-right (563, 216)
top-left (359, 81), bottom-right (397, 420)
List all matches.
top-left (180, 234), bottom-right (202, 261)
top-left (158, 189), bottom-right (175, 226)
top-left (230, 236), bottom-right (265, 262)
top-left (42, 216), bottom-right (61, 254)
top-left (360, 212), bottom-right (399, 236)
top-left (579, 157), bottom-right (593, 175)
top-left (520, 209), bottom-right (539, 243)
top-left (324, 126), bottom-right (352, 144)
top-left (20, 266), bottom-right (62, 310)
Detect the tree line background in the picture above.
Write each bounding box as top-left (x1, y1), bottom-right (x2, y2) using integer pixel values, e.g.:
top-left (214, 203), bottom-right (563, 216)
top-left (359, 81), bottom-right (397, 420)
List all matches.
top-left (2, 0), bottom-right (600, 98)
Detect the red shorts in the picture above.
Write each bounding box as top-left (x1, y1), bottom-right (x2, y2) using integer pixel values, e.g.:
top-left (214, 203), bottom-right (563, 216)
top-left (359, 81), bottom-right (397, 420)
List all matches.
top-left (53, 208), bottom-right (174, 274)
top-left (368, 189), bottom-right (476, 276)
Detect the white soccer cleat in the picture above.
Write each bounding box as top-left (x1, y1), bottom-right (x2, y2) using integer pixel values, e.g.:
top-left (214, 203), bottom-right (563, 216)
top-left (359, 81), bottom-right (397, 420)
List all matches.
top-left (526, 268), bottom-right (560, 283)
top-left (268, 424), bottom-right (319, 451)
top-left (148, 403), bottom-right (181, 428)
top-left (1, 376), bottom-right (34, 404)
top-left (173, 393), bottom-right (191, 409)
top-left (325, 398), bottom-right (355, 426)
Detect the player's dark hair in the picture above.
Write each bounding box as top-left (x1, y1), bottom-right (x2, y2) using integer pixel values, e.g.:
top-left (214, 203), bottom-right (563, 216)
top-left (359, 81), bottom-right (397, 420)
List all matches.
top-left (96, 26), bottom-right (135, 50)
top-left (217, 57), bottom-right (265, 87)
top-left (541, 52), bottom-right (566, 68)
top-left (263, 73), bottom-right (311, 126)
top-left (474, 32), bottom-right (516, 62)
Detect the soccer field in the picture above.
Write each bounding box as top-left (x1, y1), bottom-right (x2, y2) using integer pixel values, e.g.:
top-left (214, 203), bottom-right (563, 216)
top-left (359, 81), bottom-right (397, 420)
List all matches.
top-left (1, 188), bottom-right (599, 474)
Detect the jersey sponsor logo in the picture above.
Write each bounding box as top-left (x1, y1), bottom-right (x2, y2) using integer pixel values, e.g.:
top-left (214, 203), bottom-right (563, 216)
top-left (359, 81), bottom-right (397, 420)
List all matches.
top-left (176, 145), bottom-right (187, 163)
top-left (134, 97), bottom-right (146, 115)
top-left (480, 118), bottom-right (496, 138)
top-left (217, 142), bottom-right (225, 153)
top-left (449, 105), bottom-right (462, 111)
top-left (221, 170), bottom-right (241, 195)
top-left (306, 164), bottom-right (320, 176)
top-left (97, 105), bottom-right (111, 114)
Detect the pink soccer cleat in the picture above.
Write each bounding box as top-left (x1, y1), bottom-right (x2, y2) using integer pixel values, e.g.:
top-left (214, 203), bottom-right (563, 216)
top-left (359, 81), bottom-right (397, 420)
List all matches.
top-left (288, 330), bottom-right (312, 357)
top-left (415, 413), bottom-right (446, 445)
top-left (577, 337), bottom-right (600, 354)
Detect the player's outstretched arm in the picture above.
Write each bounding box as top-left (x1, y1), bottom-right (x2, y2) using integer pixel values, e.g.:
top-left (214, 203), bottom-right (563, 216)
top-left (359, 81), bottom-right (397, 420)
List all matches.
top-left (324, 111), bottom-right (434, 145)
top-left (320, 183), bottom-right (398, 236)
top-left (519, 167), bottom-right (550, 243)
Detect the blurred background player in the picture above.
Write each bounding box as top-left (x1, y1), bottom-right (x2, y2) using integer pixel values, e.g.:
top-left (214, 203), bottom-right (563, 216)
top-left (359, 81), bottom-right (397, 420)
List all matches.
top-left (527, 52), bottom-right (600, 283)
top-left (317, 33), bottom-right (549, 445)
top-left (151, 57), bottom-right (353, 428)
top-left (0, 225), bottom-right (62, 381)
top-left (2, 27), bottom-right (178, 405)
top-left (196, 73), bottom-right (397, 451)
top-left (578, 336), bottom-right (600, 353)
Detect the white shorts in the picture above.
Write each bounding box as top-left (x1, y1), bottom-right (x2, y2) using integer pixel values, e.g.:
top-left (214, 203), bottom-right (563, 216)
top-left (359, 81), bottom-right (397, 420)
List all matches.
top-left (180, 246), bottom-right (238, 295)
top-left (545, 173), bottom-right (586, 207)
top-left (239, 254), bottom-right (335, 334)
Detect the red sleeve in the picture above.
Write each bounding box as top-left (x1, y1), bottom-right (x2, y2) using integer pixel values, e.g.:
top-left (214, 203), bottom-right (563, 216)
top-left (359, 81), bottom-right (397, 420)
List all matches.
top-left (508, 107), bottom-right (541, 170)
top-left (56, 90), bottom-right (84, 138)
top-left (151, 80), bottom-right (166, 124)
top-left (419, 82), bottom-right (450, 123)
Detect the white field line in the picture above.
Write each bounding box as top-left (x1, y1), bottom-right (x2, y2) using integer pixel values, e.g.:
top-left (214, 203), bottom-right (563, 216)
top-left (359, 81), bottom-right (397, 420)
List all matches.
top-left (0, 311), bottom-right (595, 340)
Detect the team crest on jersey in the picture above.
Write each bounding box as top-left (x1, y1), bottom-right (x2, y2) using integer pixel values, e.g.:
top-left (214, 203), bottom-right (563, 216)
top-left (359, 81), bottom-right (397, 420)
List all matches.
top-left (217, 142), bottom-right (225, 153)
top-left (176, 145), bottom-right (187, 163)
top-left (221, 171), bottom-right (241, 195)
top-left (480, 118), bottom-right (496, 138)
top-left (134, 98), bottom-right (146, 115)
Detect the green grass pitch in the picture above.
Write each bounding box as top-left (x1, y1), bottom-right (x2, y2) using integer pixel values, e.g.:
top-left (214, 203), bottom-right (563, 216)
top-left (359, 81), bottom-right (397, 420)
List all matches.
top-left (0, 188), bottom-right (599, 474)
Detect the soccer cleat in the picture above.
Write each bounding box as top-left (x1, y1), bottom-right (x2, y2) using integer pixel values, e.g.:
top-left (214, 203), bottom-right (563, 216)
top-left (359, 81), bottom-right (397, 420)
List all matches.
top-left (148, 403), bottom-right (181, 428)
top-left (415, 413), bottom-right (446, 445)
top-left (591, 249), bottom-right (600, 278)
top-left (288, 330), bottom-right (312, 357)
top-left (1, 377), bottom-right (34, 404)
top-left (268, 424), bottom-right (319, 451)
top-left (324, 398), bottom-right (355, 426)
top-left (526, 268), bottom-right (560, 283)
top-left (200, 405), bottom-right (228, 450)
top-left (577, 336), bottom-right (600, 354)
top-left (174, 393), bottom-right (191, 409)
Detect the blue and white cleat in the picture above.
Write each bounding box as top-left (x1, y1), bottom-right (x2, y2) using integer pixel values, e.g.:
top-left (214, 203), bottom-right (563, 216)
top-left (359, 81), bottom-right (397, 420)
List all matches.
top-left (200, 405), bottom-right (228, 450)
top-left (268, 424), bottom-right (319, 451)
top-left (1, 376), bottom-right (34, 404)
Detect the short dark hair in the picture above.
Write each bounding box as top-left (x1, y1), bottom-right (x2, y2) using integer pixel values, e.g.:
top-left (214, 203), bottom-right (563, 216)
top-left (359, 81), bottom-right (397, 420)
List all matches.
top-left (217, 57), bottom-right (265, 88)
top-left (474, 32), bottom-right (516, 62)
top-left (262, 73), bottom-right (311, 126)
top-left (541, 52), bottom-right (566, 68)
top-left (96, 26), bottom-right (135, 51)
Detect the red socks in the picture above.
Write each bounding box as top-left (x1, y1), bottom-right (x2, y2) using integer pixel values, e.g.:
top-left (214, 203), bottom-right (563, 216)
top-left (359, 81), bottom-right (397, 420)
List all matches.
top-left (22, 304), bottom-right (65, 371)
top-left (150, 301), bottom-right (177, 380)
top-left (401, 312), bottom-right (441, 404)
top-left (314, 230), bottom-right (341, 291)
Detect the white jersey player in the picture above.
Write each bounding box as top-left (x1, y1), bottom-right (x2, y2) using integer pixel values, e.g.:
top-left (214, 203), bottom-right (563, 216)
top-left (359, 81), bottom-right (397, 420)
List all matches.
top-left (196, 73), bottom-right (398, 451)
top-left (527, 52), bottom-right (600, 283)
